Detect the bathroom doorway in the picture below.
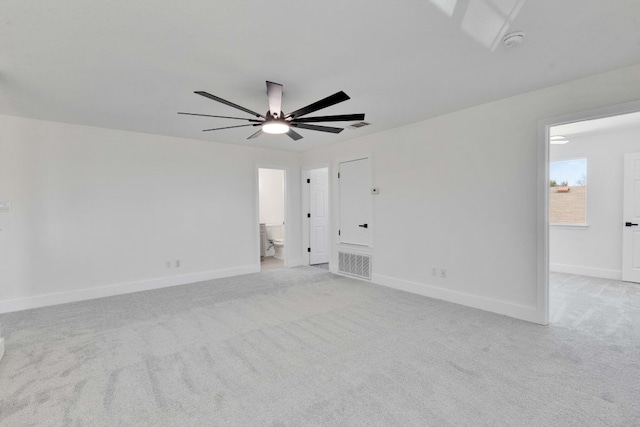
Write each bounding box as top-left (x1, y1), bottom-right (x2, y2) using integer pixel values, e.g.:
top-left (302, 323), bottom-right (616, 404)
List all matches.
top-left (258, 168), bottom-right (286, 271)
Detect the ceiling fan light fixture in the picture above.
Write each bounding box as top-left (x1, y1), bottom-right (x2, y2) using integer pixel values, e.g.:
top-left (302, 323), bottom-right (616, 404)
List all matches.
top-left (550, 135), bottom-right (569, 144)
top-left (262, 121), bottom-right (290, 134)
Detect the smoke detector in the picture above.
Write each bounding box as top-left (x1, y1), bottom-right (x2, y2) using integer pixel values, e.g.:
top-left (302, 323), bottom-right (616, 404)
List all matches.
top-left (502, 31), bottom-right (525, 48)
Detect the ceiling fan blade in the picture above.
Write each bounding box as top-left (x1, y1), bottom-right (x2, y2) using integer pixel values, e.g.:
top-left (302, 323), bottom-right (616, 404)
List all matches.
top-left (202, 124), bottom-right (258, 132)
top-left (266, 81), bottom-right (283, 118)
top-left (195, 91), bottom-right (265, 118)
top-left (291, 123), bottom-right (343, 134)
top-left (286, 129), bottom-right (303, 141)
top-left (286, 91), bottom-right (350, 119)
top-left (291, 113), bottom-right (365, 123)
top-left (178, 112), bottom-right (262, 122)
top-left (247, 129), bottom-right (264, 139)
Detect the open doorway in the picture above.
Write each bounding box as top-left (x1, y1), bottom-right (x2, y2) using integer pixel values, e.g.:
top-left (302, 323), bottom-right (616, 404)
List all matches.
top-left (546, 110), bottom-right (640, 325)
top-left (258, 168), bottom-right (286, 271)
top-left (303, 166), bottom-right (330, 270)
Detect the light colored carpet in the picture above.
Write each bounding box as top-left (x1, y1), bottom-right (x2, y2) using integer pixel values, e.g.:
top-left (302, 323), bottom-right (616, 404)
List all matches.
top-left (0, 268), bottom-right (639, 426)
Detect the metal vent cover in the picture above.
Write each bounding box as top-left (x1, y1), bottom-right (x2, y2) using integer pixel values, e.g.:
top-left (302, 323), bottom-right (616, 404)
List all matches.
top-left (349, 121), bottom-right (370, 129)
top-left (338, 252), bottom-right (371, 280)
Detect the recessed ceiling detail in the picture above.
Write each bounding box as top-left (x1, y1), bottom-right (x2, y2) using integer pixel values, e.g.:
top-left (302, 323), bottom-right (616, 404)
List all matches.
top-left (429, 0), bottom-right (528, 50)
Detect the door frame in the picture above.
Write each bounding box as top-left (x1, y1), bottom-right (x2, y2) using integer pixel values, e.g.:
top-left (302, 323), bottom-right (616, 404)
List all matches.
top-left (302, 163), bottom-right (331, 266)
top-left (256, 165), bottom-right (289, 267)
top-left (336, 154), bottom-right (374, 249)
top-left (537, 99), bottom-right (640, 325)
top-left (622, 152), bottom-right (640, 282)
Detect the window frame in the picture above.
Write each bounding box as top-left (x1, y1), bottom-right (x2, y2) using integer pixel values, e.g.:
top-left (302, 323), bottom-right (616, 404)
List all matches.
top-left (549, 157), bottom-right (588, 228)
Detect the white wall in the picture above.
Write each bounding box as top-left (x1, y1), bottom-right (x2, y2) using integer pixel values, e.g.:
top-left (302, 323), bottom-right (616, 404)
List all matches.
top-left (302, 63), bottom-right (640, 324)
top-left (0, 114), bottom-right (302, 312)
top-left (550, 126), bottom-right (640, 279)
top-left (258, 169), bottom-right (285, 225)
top-left (4, 64), bottom-right (640, 323)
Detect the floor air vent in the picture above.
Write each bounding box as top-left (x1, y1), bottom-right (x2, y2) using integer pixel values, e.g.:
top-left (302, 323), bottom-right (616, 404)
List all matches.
top-left (338, 252), bottom-right (372, 280)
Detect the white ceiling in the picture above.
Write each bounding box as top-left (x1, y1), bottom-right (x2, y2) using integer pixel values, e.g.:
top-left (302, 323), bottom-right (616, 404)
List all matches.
top-left (551, 111), bottom-right (640, 138)
top-left (3, 0), bottom-right (640, 152)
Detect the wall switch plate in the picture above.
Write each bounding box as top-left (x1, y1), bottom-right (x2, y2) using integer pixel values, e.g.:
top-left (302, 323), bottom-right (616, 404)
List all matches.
top-left (175, 260), bottom-right (181, 268)
top-left (0, 202), bottom-right (11, 212)
top-left (440, 269), bottom-right (447, 279)
top-left (432, 267), bottom-right (438, 277)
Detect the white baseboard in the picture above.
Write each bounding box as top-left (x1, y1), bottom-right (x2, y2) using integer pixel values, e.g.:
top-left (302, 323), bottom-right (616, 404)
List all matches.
top-left (0, 265), bottom-right (260, 314)
top-left (550, 263), bottom-right (622, 280)
top-left (0, 338), bottom-right (4, 362)
top-left (371, 274), bottom-right (543, 324)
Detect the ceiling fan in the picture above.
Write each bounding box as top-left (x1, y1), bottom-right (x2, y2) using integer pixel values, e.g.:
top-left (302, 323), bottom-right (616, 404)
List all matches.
top-left (178, 81), bottom-right (365, 141)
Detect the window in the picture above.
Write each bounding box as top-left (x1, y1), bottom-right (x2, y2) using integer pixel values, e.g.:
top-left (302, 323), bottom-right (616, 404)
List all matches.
top-left (550, 158), bottom-right (587, 225)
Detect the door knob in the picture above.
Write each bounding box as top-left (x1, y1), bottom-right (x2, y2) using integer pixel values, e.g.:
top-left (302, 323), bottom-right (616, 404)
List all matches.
top-left (625, 222), bottom-right (638, 227)
top-left (358, 224), bottom-right (368, 228)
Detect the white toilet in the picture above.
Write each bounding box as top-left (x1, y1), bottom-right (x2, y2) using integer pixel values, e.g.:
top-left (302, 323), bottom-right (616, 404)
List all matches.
top-left (266, 224), bottom-right (285, 260)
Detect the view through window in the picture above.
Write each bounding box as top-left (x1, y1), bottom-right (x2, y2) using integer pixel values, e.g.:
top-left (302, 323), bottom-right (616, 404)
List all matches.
top-left (550, 158), bottom-right (587, 225)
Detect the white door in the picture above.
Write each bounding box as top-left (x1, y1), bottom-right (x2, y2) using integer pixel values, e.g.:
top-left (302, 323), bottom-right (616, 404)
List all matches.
top-left (309, 168), bottom-right (329, 264)
top-left (339, 158), bottom-right (372, 246)
top-left (622, 152), bottom-right (640, 283)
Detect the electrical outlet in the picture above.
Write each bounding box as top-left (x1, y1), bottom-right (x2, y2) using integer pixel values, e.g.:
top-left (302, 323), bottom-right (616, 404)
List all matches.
top-left (440, 268), bottom-right (447, 279)
top-left (175, 260), bottom-right (181, 268)
top-left (432, 267), bottom-right (438, 277)
top-left (165, 261), bottom-right (171, 269)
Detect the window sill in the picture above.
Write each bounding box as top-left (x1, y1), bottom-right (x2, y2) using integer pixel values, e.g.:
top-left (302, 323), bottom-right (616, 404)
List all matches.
top-left (550, 223), bottom-right (589, 230)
